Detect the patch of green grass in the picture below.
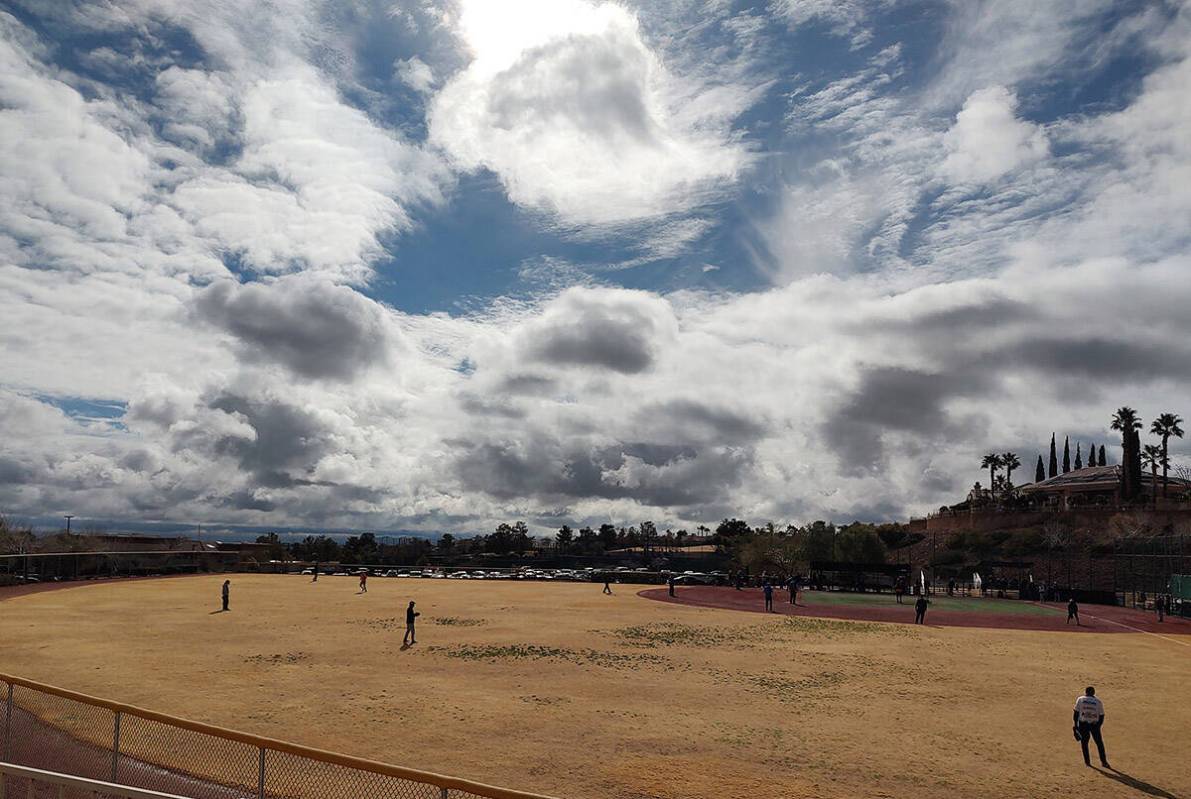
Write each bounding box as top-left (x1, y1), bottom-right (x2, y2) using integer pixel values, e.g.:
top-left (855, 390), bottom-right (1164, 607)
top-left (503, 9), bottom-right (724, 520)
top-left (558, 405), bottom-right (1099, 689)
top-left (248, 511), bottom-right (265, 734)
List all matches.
top-left (803, 591), bottom-right (1056, 616)
top-left (243, 651), bottom-right (307, 665)
top-left (776, 616), bottom-right (912, 638)
top-left (431, 616), bottom-right (488, 626)
top-left (610, 622), bottom-right (756, 647)
top-left (607, 618), bottom-right (912, 648)
top-left (427, 644), bottom-right (667, 670)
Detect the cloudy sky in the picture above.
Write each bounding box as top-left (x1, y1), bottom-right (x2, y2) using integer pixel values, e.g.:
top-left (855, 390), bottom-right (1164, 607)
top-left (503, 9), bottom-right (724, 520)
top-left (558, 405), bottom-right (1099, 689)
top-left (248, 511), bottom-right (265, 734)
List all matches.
top-left (2, 0), bottom-right (1190, 535)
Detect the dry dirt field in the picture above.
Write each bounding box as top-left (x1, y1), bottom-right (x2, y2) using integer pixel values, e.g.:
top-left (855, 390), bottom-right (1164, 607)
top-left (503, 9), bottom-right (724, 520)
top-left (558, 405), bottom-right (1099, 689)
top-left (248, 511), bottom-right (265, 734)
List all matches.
top-left (1, 574), bottom-right (1188, 799)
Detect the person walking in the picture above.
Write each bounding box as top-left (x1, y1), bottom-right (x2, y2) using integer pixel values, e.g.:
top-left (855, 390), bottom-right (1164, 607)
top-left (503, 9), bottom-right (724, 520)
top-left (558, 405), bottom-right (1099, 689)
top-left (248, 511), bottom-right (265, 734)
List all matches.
top-left (1073, 686), bottom-right (1109, 768)
top-left (403, 601), bottom-right (420, 646)
top-left (1067, 597), bottom-right (1080, 626)
top-left (763, 582), bottom-right (774, 613)
top-left (603, 575), bottom-right (613, 595)
top-left (312, 562), bottom-right (319, 582)
top-left (359, 572), bottom-right (368, 593)
top-left (221, 579), bottom-right (230, 612)
top-left (667, 575), bottom-right (676, 597)
top-left (914, 593), bottom-right (929, 624)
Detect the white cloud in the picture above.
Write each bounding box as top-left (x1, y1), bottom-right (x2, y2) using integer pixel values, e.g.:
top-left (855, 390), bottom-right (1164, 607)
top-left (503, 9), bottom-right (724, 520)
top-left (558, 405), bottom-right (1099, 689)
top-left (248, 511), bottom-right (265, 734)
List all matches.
top-left (428, 0), bottom-right (756, 226)
top-left (940, 86), bottom-right (1048, 185)
top-left (5, 0), bottom-right (1191, 536)
top-left (394, 56), bottom-right (436, 93)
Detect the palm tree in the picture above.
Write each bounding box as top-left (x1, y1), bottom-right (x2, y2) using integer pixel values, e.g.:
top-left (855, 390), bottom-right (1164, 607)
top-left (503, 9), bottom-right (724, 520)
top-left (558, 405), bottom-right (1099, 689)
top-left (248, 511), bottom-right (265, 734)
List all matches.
top-left (1150, 413), bottom-right (1184, 497)
top-left (1111, 406), bottom-right (1142, 435)
top-left (1001, 452), bottom-right (1021, 492)
top-left (1112, 407), bottom-right (1143, 502)
top-left (1141, 444), bottom-right (1166, 509)
top-left (980, 453), bottom-right (1003, 497)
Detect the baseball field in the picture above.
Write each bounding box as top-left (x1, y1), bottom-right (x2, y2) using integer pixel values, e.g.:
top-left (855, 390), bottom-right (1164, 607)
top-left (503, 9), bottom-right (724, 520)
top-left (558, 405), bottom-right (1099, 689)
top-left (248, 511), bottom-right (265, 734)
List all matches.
top-left (1, 574), bottom-right (1188, 798)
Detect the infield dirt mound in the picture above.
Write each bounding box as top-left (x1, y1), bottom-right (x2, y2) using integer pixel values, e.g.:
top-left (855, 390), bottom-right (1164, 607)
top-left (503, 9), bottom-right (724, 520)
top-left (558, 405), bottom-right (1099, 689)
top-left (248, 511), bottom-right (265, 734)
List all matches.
top-left (641, 586), bottom-right (1191, 635)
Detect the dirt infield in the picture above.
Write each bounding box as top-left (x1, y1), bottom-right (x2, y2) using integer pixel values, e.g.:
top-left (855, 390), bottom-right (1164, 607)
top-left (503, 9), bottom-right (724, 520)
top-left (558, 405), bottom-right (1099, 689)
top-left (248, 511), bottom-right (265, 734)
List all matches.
top-left (642, 586), bottom-right (1191, 635)
top-left (3, 574), bottom-right (1190, 798)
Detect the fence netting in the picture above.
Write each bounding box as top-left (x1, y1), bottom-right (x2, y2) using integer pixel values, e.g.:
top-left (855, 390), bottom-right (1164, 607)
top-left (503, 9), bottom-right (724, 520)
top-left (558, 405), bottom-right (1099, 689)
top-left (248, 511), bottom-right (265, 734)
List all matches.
top-left (1, 677), bottom-right (551, 799)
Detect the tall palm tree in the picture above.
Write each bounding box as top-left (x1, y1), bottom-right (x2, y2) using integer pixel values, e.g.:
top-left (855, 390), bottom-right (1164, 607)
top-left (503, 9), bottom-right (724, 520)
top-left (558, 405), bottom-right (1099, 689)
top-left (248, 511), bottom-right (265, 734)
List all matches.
top-left (1141, 444), bottom-right (1165, 509)
top-left (980, 453), bottom-right (1003, 496)
top-left (1001, 452), bottom-right (1021, 491)
top-left (1112, 407), bottom-right (1143, 502)
top-left (1111, 407), bottom-right (1142, 435)
top-left (1150, 413), bottom-right (1185, 497)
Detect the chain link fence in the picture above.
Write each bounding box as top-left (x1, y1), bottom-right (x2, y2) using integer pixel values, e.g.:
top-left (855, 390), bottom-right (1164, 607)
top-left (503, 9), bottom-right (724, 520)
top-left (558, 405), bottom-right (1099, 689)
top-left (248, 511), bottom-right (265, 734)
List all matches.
top-left (1, 675), bottom-right (557, 799)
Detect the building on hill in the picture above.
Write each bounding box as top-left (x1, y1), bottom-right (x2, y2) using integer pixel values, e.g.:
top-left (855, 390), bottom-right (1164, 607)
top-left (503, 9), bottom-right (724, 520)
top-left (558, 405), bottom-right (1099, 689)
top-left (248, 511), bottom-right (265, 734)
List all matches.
top-left (1020, 464), bottom-right (1191, 509)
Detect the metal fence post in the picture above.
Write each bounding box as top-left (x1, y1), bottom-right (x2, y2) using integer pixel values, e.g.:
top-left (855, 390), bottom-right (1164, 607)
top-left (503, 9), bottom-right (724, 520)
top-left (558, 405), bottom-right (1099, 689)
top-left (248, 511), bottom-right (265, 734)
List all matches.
top-left (111, 712), bottom-right (121, 782)
top-left (257, 748), bottom-right (266, 799)
top-left (2, 682), bottom-right (12, 761)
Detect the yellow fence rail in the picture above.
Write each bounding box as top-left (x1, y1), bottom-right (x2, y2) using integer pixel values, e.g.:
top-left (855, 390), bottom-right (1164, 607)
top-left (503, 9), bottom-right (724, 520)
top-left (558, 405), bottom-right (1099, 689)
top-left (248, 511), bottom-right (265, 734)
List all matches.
top-left (0, 673), bottom-right (559, 799)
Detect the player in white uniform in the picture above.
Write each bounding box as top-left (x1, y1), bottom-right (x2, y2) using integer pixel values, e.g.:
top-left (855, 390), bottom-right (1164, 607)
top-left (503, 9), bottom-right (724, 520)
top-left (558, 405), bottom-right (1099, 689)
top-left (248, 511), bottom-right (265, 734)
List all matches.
top-left (1073, 686), bottom-right (1109, 768)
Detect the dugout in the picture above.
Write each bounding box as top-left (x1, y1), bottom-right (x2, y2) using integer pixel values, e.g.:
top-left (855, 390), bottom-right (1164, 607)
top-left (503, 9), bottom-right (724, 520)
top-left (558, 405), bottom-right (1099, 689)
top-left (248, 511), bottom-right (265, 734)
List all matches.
top-left (1172, 574), bottom-right (1191, 618)
top-left (809, 561), bottom-right (910, 592)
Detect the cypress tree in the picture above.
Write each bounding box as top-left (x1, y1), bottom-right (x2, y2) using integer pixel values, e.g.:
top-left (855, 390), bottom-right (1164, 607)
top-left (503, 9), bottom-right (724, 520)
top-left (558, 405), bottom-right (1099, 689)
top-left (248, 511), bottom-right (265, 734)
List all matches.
top-left (1062, 436), bottom-right (1071, 473)
top-left (1099, 444), bottom-right (1106, 466)
top-left (1049, 434), bottom-right (1058, 478)
top-left (1075, 443), bottom-right (1083, 470)
top-left (1035, 455), bottom-right (1045, 483)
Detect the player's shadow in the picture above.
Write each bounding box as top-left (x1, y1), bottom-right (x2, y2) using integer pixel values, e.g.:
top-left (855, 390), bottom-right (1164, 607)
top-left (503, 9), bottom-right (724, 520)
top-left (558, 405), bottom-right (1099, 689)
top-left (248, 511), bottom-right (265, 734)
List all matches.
top-left (400, 642), bottom-right (413, 651)
top-left (1096, 767), bottom-right (1180, 798)
top-left (209, 609), bottom-right (228, 614)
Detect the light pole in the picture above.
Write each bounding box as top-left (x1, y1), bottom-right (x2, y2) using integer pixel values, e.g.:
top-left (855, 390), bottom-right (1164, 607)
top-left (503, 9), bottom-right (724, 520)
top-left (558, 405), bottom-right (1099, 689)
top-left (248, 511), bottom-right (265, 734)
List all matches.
top-left (64, 515), bottom-right (74, 534)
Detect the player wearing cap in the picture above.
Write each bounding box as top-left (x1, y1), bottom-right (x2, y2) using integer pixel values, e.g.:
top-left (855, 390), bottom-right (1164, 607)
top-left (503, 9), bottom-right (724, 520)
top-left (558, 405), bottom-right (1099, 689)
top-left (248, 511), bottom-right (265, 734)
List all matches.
top-left (1072, 686), bottom-right (1109, 768)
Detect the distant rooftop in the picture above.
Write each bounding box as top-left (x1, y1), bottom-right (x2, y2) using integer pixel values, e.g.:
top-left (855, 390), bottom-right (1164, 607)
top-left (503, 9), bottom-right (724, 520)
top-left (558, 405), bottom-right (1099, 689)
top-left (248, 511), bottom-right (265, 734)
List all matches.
top-left (1021, 464), bottom-right (1191, 493)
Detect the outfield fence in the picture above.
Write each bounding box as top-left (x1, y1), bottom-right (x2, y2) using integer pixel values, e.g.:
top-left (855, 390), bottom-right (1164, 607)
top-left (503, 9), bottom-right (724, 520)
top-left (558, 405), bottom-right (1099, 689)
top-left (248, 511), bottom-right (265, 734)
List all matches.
top-left (0, 674), bottom-right (558, 799)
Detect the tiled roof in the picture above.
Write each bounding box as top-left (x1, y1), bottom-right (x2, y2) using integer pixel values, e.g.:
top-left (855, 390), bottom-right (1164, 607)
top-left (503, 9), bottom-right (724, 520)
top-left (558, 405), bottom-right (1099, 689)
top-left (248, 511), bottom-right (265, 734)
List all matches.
top-left (1021, 463), bottom-right (1191, 492)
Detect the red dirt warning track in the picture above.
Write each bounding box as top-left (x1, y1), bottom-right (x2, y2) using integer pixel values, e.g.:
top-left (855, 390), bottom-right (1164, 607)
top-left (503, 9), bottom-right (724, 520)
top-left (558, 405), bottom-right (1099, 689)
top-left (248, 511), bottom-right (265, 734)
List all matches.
top-left (641, 586), bottom-right (1191, 635)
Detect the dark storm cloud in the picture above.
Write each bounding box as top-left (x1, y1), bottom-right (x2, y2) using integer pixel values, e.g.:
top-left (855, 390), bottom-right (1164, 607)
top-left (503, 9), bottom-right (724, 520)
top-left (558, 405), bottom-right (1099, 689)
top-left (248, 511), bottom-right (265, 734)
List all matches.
top-left (523, 289), bottom-right (671, 374)
top-left (994, 337), bottom-right (1191, 381)
top-left (823, 367), bottom-right (990, 476)
top-left (220, 490), bottom-right (277, 512)
top-left (857, 296), bottom-right (1037, 337)
top-left (0, 455), bottom-right (35, 484)
top-left (194, 278), bottom-right (392, 381)
top-left (497, 374), bottom-right (557, 395)
top-left (451, 435), bottom-right (752, 508)
top-left (207, 393), bottom-right (335, 486)
top-left (636, 399), bottom-right (766, 444)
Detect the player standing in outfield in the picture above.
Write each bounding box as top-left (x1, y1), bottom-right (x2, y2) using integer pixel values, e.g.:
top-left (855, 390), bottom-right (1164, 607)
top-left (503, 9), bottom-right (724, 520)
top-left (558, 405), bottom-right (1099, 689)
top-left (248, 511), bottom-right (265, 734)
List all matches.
top-left (1067, 597), bottom-right (1080, 626)
top-left (1073, 686), bottom-right (1109, 768)
top-left (312, 562), bottom-right (319, 582)
top-left (221, 579), bottom-right (230, 612)
top-left (403, 600), bottom-right (420, 645)
top-left (763, 582), bottom-right (774, 613)
top-left (914, 593), bottom-right (929, 624)
top-left (787, 575), bottom-right (797, 605)
top-left (1157, 594), bottom-right (1166, 622)
top-left (668, 575), bottom-right (676, 597)
top-left (359, 572), bottom-right (368, 593)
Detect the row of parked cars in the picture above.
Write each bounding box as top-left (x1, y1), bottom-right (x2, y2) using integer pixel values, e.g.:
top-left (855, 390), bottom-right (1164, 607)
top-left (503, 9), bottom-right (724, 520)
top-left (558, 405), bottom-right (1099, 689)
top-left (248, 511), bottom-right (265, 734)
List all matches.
top-left (294, 566), bottom-right (731, 584)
